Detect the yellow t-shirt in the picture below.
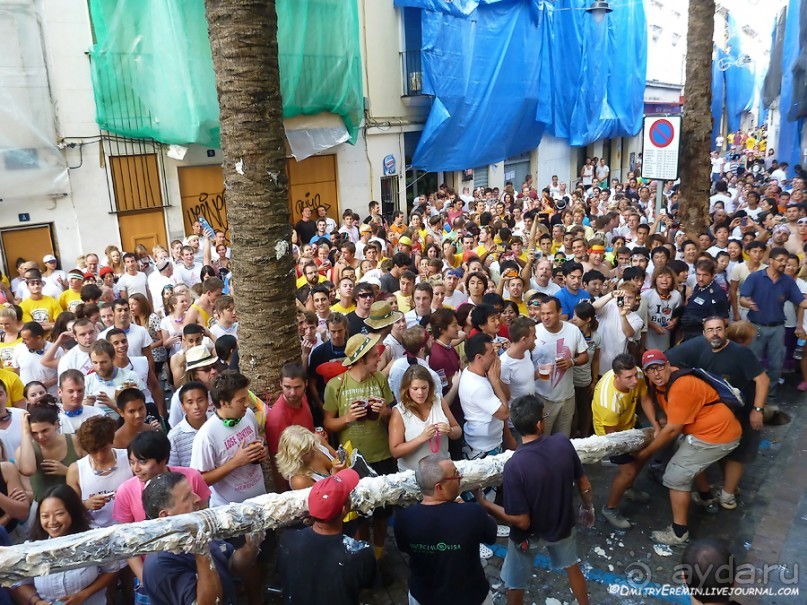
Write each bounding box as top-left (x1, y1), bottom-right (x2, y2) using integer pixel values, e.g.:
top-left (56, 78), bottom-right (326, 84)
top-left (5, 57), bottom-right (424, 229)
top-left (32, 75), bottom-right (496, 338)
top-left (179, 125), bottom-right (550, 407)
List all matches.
top-left (592, 369), bottom-right (646, 436)
top-left (296, 273), bottom-right (326, 289)
top-left (0, 368), bottom-right (24, 404)
top-left (330, 301), bottom-right (356, 315)
top-left (395, 292), bottom-right (413, 314)
top-left (20, 296), bottom-right (62, 325)
top-left (59, 289), bottom-right (83, 313)
top-left (0, 338), bottom-right (21, 369)
top-left (507, 298), bottom-right (528, 316)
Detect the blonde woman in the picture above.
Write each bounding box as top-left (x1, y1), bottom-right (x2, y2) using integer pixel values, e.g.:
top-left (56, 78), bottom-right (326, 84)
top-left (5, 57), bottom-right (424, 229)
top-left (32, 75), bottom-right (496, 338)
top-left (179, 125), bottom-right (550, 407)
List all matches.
top-left (102, 246), bottom-right (124, 277)
top-left (388, 364), bottom-right (461, 472)
top-left (0, 306), bottom-right (21, 370)
top-left (275, 425), bottom-right (344, 490)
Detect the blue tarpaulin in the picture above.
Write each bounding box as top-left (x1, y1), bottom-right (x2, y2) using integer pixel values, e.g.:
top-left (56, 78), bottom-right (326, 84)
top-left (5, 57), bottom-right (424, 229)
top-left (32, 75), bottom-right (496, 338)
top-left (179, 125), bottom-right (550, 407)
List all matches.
top-left (711, 47), bottom-right (725, 149)
top-left (394, 0), bottom-right (647, 171)
top-left (779, 0), bottom-right (804, 174)
top-left (724, 14), bottom-right (755, 134)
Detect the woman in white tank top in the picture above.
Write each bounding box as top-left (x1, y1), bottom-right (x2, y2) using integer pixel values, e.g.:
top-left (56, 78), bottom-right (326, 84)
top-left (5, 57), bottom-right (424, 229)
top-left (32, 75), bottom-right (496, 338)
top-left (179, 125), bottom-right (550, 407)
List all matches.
top-left (66, 415), bottom-right (133, 528)
top-left (388, 365), bottom-right (462, 472)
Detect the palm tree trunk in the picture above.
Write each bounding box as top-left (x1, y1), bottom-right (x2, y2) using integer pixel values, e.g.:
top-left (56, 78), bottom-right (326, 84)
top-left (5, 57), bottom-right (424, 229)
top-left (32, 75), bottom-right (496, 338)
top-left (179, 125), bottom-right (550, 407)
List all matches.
top-left (204, 0), bottom-right (299, 398)
top-left (678, 0), bottom-right (715, 235)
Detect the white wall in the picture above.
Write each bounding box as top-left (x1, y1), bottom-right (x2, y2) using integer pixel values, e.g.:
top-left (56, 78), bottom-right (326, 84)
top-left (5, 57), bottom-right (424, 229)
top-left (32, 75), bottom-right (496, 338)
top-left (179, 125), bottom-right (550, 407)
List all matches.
top-left (536, 136), bottom-right (573, 189)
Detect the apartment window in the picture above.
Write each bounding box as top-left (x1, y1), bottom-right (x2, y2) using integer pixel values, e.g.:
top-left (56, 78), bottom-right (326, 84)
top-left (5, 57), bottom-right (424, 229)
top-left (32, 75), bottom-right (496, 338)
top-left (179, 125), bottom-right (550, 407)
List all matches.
top-left (401, 7), bottom-right (423, 96)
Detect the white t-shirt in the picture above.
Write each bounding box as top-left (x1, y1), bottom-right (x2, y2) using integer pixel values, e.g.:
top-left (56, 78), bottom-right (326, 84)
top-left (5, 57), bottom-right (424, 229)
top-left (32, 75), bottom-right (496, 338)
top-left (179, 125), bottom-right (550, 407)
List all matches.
top-left (117, 271), bottom-right (149, 299)
top-left (147, 272), bottom-right (176, 315)
top-left (529, 280), bottom-right (561, 296)
top-left (709, 193), bottom-right (734, 213)
top-left (118, 356), bottom-right (152, 403)
top-left (458, 369), bottom-right (504, 453)
top-left (99, 324), bottom-right (153, 357)
top-left (43, 271), bottom-right (67, 299)
top-left (76, 449), bottom-right (133, 528)
top-left (85, 368), bottom-right (145, 417)
top-left (174, 263), bottom-right (203, 287)
top-left (444, 290), bottom-right (468, 309)
top-left (382, 334), bottom-right (405, 364)
top-left (58, 404), bottom-right (105, 434)
top-left (12, 342), bottom-right (59, 395)
top-left (595, 301), bottom-right (643, 376)
top-left (641, 289), bottom-right (682, 351)
top-left (190, 408), bottom-right (266, 506)
top-left (210, 323), bottom-right (239, 340)
top-left (57, 346), bottom-right (93, 377)
top-left (532, 322), bottom-right (588, 402)
top-left (499, 351), bottom-right (536, 403)
top-left (0, 407), bottom-right (26, 462)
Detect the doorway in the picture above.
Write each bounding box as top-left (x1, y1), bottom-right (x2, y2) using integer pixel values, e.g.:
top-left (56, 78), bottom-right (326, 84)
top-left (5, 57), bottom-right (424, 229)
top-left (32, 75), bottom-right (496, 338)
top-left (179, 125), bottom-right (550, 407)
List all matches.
top-left (0, 224), bottom-right (56, 275)
top-left (118, 209), bottom-right (169, 253)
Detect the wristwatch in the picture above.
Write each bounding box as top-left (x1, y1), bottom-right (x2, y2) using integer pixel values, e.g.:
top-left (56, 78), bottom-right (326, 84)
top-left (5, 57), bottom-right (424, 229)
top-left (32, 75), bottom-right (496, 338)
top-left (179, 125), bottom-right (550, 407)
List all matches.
top-left (752, 406), bottom-right (765, 413)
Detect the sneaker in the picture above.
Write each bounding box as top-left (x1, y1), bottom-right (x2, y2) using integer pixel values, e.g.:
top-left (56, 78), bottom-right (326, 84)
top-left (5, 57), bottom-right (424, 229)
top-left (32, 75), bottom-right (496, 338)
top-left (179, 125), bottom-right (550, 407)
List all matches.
top-left (651, 525), bottom-right (689, 545)
top-left (480, 544), bottom-right (494, 559)
top-left (798, 381), bottom-right (807, 392)
top-left (624, 487), bottom-right (651, 503)
top-left (691, 492), bottom-right (719, 514)
top-left (717, 490), bottom-right (737, 510)
top-left (601, 505), bottom-right (632, 529)
top-left (496, 525), bottom-right (510, 537)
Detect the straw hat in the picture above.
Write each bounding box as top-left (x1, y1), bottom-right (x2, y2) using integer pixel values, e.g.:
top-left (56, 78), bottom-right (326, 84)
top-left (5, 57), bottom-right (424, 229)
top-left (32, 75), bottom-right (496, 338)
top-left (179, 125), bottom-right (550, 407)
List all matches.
top-left (185, 345), bottom-right (219, 371)
top-left (342, 333), bottom-right (382, 366)
top-left (363, 301), bottom-right (403, 330)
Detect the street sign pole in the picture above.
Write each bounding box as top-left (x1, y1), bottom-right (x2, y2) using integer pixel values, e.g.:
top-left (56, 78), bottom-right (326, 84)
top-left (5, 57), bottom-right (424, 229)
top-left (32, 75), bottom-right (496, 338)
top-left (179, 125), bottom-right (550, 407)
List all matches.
top-left (655, 180), bottom-right (666, 218)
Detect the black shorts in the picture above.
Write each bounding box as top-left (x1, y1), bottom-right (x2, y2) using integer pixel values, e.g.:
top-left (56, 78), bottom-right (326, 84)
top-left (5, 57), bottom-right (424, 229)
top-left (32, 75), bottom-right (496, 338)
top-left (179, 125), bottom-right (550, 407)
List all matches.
top-left (367, 458), bottom-right (397, 519)
top-left (726, 416), bottom-right (761, 463)
top-left (609, 453), bottom-right (636, 465)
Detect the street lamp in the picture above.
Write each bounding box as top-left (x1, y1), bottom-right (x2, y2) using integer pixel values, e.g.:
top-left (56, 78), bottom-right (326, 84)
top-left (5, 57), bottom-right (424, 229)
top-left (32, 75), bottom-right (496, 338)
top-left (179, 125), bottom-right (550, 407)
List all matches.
top-left (586, 0), bottom-right (613, 23)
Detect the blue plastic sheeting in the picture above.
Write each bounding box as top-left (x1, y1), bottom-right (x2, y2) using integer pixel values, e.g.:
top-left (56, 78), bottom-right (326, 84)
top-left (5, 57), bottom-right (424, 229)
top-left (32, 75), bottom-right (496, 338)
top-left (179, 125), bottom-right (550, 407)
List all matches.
top-left (711, 48), bottom-right (725, 149)
top-left (394, 0), bottom-right (647, 171)
top-left (724, 14), bottom-right (755, 134)
top-left (779, 0), bottom-right (804, 174)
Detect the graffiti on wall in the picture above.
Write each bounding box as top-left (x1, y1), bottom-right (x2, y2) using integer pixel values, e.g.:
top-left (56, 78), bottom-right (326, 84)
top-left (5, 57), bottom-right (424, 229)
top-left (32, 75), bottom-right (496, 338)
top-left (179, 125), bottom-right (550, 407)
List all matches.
top-left (184, 189), bottom-right (230, 242)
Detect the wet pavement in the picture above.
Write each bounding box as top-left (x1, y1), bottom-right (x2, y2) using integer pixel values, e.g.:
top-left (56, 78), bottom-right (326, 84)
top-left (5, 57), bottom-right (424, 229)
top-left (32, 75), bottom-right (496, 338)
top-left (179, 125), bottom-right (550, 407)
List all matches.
top-left (360, 378), bottom-right (807, 605)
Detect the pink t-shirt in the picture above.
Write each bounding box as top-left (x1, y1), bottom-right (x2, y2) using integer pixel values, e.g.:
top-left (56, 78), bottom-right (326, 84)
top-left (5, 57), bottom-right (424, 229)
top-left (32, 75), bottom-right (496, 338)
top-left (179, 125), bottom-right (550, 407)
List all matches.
top-left (265, 395), bottom-right (315, 456)
top-left (112, 466), bottom-right (211, 523)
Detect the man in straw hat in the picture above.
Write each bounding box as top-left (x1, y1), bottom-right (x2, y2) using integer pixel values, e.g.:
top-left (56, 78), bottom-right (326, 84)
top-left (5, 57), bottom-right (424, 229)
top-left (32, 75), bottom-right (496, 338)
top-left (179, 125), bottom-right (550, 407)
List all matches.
top-left (323, 332), bottom-right (395, 565)
top-left (364, 300), bottom-right (405, 373)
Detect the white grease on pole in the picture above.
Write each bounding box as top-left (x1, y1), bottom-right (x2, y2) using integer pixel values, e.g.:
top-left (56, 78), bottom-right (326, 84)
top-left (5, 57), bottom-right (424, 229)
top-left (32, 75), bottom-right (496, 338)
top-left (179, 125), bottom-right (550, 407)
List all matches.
top-left (0, 428), bottom-right (653, 585)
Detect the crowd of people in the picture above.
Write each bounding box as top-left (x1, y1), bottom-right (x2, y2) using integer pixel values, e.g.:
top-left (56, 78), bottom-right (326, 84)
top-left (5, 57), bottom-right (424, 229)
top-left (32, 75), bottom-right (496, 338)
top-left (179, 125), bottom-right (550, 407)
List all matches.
top-left (0, 134), bottom-right (801, 604)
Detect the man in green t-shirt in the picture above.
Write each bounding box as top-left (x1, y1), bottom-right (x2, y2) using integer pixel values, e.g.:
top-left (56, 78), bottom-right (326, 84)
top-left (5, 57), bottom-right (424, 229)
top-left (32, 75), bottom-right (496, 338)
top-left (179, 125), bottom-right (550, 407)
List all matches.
top-left (323, 332), bottom-right (395, 565)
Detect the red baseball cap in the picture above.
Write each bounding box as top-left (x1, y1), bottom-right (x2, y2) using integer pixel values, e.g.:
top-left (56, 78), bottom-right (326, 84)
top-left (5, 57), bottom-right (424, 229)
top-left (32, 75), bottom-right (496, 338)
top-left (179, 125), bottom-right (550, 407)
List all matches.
top-left (641, 349), bottom-right (668, 370)
top-left (308, 469), bottom-right (360, 522)
top-left (99, 267), bottom-right (114, 278)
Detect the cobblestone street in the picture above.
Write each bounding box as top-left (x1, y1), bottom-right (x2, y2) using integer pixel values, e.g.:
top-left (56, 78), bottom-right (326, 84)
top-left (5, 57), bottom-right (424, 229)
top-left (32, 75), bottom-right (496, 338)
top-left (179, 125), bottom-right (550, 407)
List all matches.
top-left (359, 380), bottom-right (807, 605)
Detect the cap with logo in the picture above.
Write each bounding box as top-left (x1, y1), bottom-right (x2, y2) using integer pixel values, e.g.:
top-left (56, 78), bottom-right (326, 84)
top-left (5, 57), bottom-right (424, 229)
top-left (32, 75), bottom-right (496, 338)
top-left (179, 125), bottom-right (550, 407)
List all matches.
top-left (641, 349), bottom-right (668, 370)
top-left (308, 469), bottom-right (360, 522)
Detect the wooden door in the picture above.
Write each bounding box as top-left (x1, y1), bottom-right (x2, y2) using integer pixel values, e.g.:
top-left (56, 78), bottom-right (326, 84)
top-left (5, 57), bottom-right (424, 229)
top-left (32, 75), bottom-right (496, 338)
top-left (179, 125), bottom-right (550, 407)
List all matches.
top-left (0, 224), bottom-right (56, 274)
top-left (178, 165), bottom-right (229, 241)
top-left (118, 209), bottom-right (168, 253)
top-left (287, 154), bottom-right (339, 224)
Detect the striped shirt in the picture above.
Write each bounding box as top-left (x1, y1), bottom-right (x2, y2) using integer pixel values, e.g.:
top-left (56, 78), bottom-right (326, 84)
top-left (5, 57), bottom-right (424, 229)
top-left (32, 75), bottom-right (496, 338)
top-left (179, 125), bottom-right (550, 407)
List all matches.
top-left (167, 417), bottom-right (199, 467)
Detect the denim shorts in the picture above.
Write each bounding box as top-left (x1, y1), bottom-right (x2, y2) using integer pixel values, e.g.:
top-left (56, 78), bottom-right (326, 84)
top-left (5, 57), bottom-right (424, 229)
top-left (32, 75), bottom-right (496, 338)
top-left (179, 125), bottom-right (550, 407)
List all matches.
top-left (501, 528), bottom-right (579, 589)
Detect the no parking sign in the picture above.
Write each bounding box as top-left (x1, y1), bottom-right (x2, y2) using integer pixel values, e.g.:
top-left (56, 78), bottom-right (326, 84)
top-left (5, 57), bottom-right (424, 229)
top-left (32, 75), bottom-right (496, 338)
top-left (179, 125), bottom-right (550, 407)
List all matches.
top-left (641, 115), bottom-right (681, 181)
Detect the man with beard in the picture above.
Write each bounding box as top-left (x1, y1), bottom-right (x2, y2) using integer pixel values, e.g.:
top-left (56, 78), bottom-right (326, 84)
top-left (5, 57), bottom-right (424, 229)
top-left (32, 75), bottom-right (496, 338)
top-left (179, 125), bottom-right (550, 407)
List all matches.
top-left (665, 317), bottom-right (769, 510)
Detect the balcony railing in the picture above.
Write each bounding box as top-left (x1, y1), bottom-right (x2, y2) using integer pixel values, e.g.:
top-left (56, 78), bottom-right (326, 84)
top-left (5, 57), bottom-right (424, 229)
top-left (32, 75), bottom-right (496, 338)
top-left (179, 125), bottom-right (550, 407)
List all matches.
top-left (401, 50), bottom-right (424, 96)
